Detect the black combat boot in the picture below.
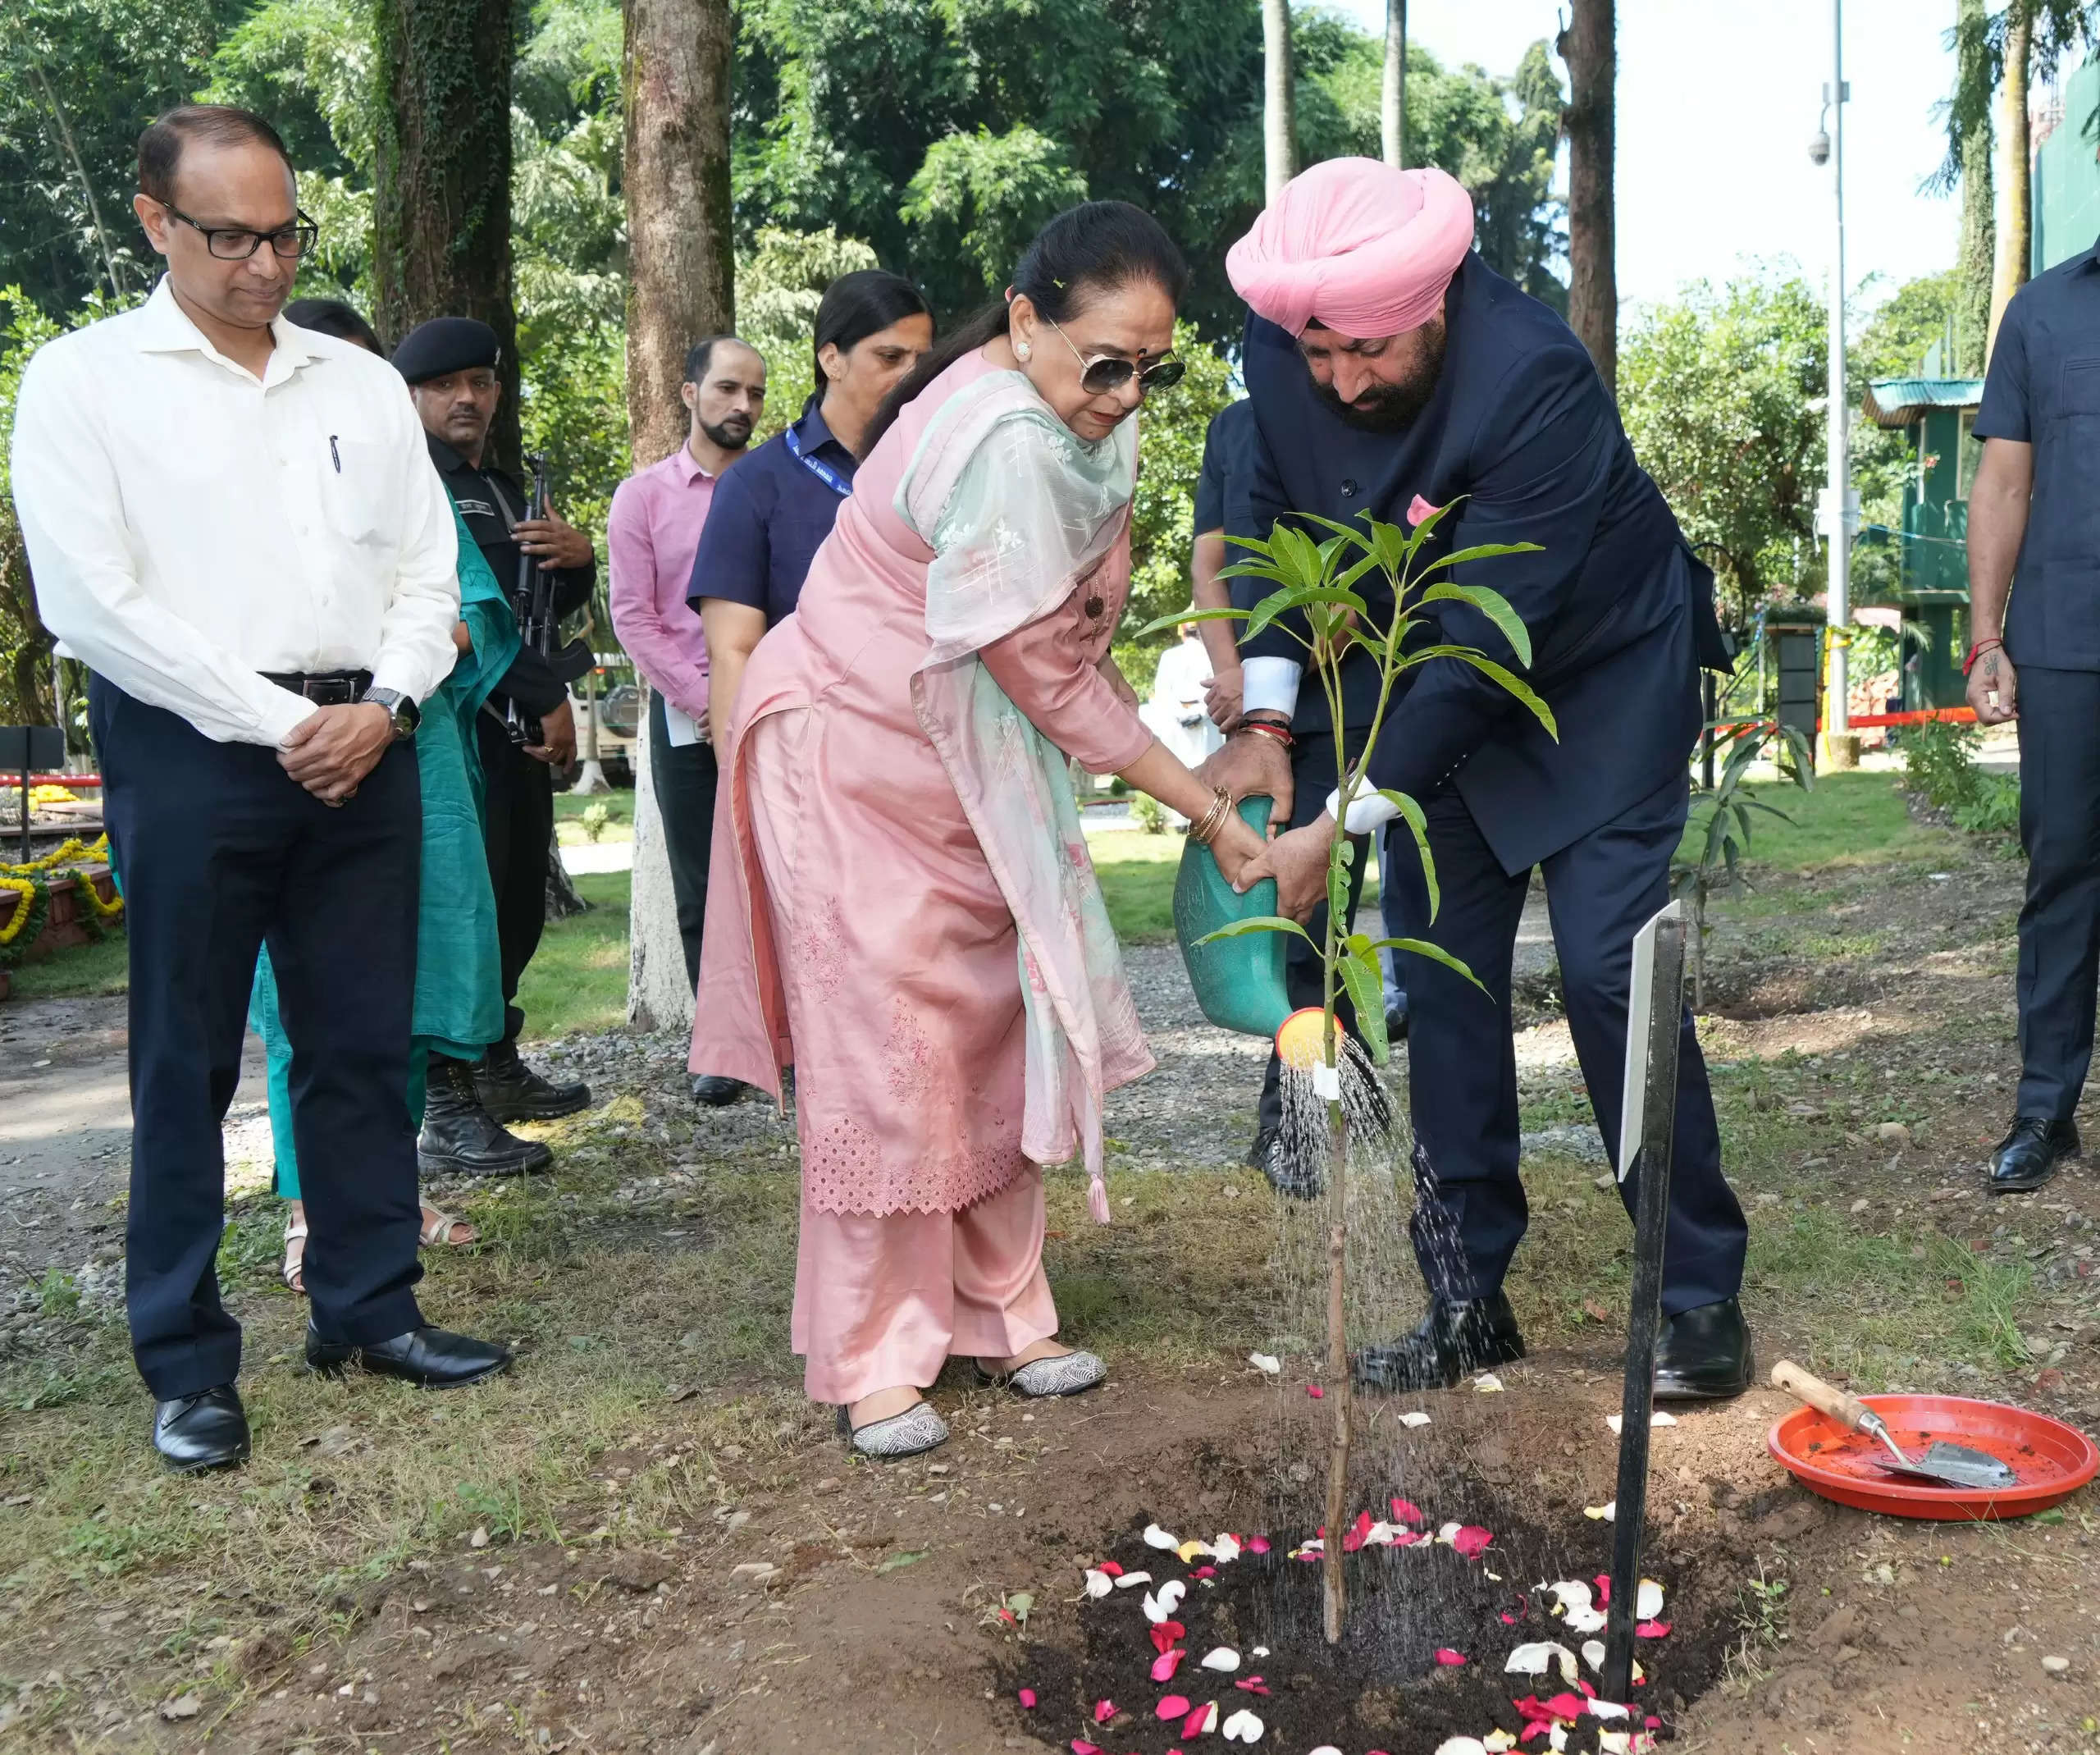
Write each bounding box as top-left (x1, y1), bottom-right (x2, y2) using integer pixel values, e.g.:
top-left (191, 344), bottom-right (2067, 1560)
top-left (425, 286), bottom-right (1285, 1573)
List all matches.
top-left (420, 1053), bottom-right (555, 1177)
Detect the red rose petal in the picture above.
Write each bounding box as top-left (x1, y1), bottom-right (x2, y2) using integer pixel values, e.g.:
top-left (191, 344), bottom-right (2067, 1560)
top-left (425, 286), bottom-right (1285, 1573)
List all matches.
top-left (1192, 1565), bottom-right (1217, 1579)
top-left (1646, 1716), bottom-right (1663, 1730)
top-left (1390, 1497), bottom-right (1426, 1525)
top-left (1100, 1561), bottom-right (1124, 1579)
top-left (1577, 1680), bottom-right (1597, 1698)
top-left (1637, 1620), bottom-right (1671, 1638)
top-left (1433, 1648), bottom-right (1467, 1666)
top-left (1449, 1524), bottom-right (1494, 1560)
top-left (1593, 1573), bottom-right (1609, 1604)
top-left (1182, 1701), bottom-right (1214, 1738)
top-left (1151, 1648), bottom-right (1186, 1683)
top-left (1245, 1536), bottom-right (1271, 1555)
top-left (1017, 1688), bottom-right (1037, 1709)
top-left (1093, 1699), bottom-right (1116, 1725)
top-left (1071, 1744), bottom-right (1101, 1755)
top-left (1234, 1677), bottom-right (1270, 1695)
top-left (1149, 1621), bottom-right (1186, 1656)
top-left (1156, 1695), bottom-right (1191, 1721)
top-left (1308, 1385), bottom-right (1324, 1399)
top-left (1500, 1612), bottom-right (1518, 1624)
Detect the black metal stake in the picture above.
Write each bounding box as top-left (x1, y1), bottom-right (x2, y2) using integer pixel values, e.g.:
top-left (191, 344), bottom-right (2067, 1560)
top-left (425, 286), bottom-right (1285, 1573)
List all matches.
top-left (1601, 905), bottom-right (1686, 1706)
top-left (1701, 671), bottom-right (1718, 792)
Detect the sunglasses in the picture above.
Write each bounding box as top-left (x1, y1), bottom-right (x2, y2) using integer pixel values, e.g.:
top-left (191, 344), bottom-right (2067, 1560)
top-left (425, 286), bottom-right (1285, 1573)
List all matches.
top-left (1043, 316), bottom-right (1186, 396)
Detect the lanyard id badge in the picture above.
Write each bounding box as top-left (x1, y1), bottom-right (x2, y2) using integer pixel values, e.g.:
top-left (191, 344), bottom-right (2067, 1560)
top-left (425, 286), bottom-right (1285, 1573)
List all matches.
top-left (783, 421), bottom-right (853, 497)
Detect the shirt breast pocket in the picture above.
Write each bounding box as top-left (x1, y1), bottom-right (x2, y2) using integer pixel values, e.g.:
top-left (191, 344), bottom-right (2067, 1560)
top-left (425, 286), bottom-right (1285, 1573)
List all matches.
top-left (2059, 357), bottom-right (2100, 417)
top-left (322, 435), bottom-right (398, 551)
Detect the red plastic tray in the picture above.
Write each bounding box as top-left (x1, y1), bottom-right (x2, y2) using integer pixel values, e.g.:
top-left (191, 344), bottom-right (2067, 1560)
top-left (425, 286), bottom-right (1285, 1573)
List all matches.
top-left (1768, 1393), bottom-right (2098, 1521)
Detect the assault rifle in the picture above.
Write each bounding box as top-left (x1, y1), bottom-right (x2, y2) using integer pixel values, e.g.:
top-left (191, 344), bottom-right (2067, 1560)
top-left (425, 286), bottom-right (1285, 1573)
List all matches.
top-left (505, 454), bottom-right (593, 746)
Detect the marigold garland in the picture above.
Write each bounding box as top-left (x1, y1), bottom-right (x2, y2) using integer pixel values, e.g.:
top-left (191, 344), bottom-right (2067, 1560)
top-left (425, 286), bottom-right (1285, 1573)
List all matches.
top-left (0, 834), bottom-right (122, 963)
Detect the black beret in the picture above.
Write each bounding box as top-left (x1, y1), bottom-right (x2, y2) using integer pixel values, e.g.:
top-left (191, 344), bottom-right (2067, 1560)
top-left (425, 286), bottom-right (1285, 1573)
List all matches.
top-left (393, 317), bottom-right (502, 385)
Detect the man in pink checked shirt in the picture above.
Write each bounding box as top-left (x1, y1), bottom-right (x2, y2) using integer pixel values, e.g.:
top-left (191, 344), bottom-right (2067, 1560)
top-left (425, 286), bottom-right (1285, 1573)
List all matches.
top-left (608, 335), bottom-right (768, 1104)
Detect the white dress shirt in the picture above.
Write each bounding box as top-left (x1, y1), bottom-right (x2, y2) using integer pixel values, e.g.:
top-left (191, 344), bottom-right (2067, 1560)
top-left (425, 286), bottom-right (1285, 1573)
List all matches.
top-left (10, 277), bottom-right (462, 748)
top-left (1236, 653), bottom-right (1401, 834)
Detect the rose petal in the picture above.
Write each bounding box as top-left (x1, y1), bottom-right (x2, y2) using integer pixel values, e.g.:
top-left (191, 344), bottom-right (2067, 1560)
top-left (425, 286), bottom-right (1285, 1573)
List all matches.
top-left (1200, 1647), bottom-right (1239, 1672)
top-left (1221, 1707), bottom-right (1265, 1744)
top-left (1308, 1385), bottom-right (1324, 1399)
top-left (1636, 1579), bottom-right (1664, 1620)
top-left (1071, 1744), bottom-right (1101, 1755)
top-left (1245, 1537), bottom-right (1271, 1556)
top-left (1472, 1373), bottom-right (1504, 1392)
top-left (1636, 1620), bottom-right (1671, 1639)
top-left (1157, 1695), bottom-right (1192, 1721)
top-left (1193, 1565), bottom-right (1217, 1580)
top-left (1211, 1533), bottom-right (1243, 1563)
top-left (1407, 493), bottom-right (1442, 527)
top-left (1434, 1648), bottom-right (1468, 1666)
top-left (1593, 1575), bottom-right (1609, 1606)
top-left (1153, 1648), bottom-right (1187, 1683)
top-left (1099, 1561), bottom-right (1124, 1578)
top-left (1093, 1698), bottom-right (1116, 1725)
top-left (1183, 1701), bottom-right (1218, 1738)
top-left (1390, 1497), bottom-right (1427, 1526)
top-left (1144, 1523), bottom-right (1180, 1550)
top-left (1084, 1568), bottom-right (1113, 1598)
top-left (1583, 1503), bottom-right (1616, 1521)
top-left (1433, 1741), bottom-right (1488, 1755)
top-left (1235, 1677), bottom-right (1271, 1695)
top-left (1151, 1620), bottom-right (1186, 1656)
top-left (1449, 1524), bottom-right (1494, 1560)
top-left (1248, 1352), bottom-right (1281, 1375)
top-left (1017, 1688), bottom-right (1037, 1708)
top-left (1399, 1410), bottom-right (1432, 1428)
top-left (1113, 1570), bottom-right (1151, 1589)
top-left (1158, 1579), bottom-right (1188, 1614)
top-left (1178, 1538), bottom-right (1214, 1564)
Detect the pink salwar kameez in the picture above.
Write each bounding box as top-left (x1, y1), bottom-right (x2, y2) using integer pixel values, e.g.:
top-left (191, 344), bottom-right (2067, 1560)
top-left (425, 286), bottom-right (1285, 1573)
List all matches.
top-left (691, 349), bottom-right (1157, 1405)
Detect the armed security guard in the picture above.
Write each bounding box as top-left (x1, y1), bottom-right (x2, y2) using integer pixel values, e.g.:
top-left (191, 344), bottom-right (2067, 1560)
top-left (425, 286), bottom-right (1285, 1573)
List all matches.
top-left (395, 317), bottom-right (596, 1126)
top-left (1213, 158), bottom-right (1752, 1401)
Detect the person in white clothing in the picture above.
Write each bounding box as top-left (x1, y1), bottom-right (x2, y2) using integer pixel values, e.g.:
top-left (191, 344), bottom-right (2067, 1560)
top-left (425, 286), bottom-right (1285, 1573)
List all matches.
top-left (1139, 624), bottom-right (1226, 819)
top-left (8, 105), bottom-right (511, 1475)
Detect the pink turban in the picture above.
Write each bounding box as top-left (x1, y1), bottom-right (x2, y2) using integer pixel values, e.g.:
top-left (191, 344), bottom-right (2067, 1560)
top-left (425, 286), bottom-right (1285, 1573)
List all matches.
top-left (1226, 158), bottom-right (1475, 338)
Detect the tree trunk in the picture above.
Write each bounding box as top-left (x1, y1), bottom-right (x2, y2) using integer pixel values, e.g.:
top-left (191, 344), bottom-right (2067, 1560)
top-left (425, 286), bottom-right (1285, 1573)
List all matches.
top-left (1262, 0), bottom-right (1296, 203)
top-left (1989, 1), bottom-right (2032, 356)
top-left (622, 0), bottom-right (733, 1032)
top-left (1381, 0), bottom-right (1407, 169)
top-left (371, 0), bottom-right (523, 473)
top-left (29, 57), bottom-right (125, 302)
top-left (1558, 0), bottom-right (1618, 397)
top-left (546, 818), bottom-right (588, 920)
top-left (1955, 0), bottom-right (1994, 377)
top-left (1321, 1095), bottom-right (1351, 1646)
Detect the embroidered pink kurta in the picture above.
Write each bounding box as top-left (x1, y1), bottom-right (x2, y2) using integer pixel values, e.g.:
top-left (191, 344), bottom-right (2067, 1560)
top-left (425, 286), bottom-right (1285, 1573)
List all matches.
top-left (690, 350), bottom-right (1154, 1217)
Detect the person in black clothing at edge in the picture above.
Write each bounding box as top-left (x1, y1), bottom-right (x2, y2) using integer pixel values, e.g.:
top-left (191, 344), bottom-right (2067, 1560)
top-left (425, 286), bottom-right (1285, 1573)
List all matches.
top-left (1212, 158), bottom-right (1753, 1401)
top-left (395, 317), bottom-right (596, 1129)
top-left (1966, 230), bottom-right (2100, 1193)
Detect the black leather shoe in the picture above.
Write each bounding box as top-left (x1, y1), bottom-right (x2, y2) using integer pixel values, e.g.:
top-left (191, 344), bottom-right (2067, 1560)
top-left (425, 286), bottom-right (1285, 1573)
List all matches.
top-left (420, 1055), bottom-right (554, 1177)
top-left (692, 1074), bottom-right (748, 1107)
top-left (1988, 1116), bottom-right (2079, 1195)
top-left (1386, 996), bottom-right (1410, 1041)
top-left (306, 1321), bottom-right (511, 1388)
top-left (1353, 1291), bottom-right (1527, 1392)
top-left (1653, 1296), bottom-right (1754, 1400)
top-left (473, 1038), bottom-right (591, 1123)
top-left (1249, 1123), bottom-right (1324, 1200)
top-left (153, 1384), bottom-right (249, 1473)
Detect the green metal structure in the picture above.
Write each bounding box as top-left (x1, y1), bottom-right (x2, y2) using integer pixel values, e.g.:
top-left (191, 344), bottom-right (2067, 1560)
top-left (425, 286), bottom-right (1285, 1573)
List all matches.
top-left (2034, 57), bottom-right (2100, 275)
top-left (1860, 377), bottom-right (1982, 710)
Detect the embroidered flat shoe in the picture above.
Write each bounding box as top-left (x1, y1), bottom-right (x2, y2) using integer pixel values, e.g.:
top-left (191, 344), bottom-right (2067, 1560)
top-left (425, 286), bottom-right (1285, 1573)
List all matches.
top-left (976, 1351), bottom-right (1107, 1398)
top-left (837, 1401), bottom-right (949, 1460)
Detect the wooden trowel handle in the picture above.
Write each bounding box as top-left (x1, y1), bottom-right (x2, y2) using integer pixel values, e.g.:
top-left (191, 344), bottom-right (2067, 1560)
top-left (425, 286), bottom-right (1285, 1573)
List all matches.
top-left (1772, 1360), bottom-right (1876, 1433)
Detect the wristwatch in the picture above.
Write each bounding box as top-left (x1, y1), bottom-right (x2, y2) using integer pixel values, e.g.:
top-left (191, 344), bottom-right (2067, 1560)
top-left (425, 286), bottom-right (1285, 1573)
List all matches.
top-left (362, 686), bottom-right (421, 741)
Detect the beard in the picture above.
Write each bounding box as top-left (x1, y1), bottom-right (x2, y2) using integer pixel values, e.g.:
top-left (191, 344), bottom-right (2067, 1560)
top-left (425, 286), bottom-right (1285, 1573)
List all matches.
top-left (701, 414), bottom-right (753, 450)
top-left (1310, 319), bottom-right (1447, 433)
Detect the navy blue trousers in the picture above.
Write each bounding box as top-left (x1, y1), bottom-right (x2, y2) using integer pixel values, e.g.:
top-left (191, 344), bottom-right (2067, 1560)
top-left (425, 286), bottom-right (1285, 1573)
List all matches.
top-left (2015, 665), bottom-right (2100, 1121)
top-left (93, 680), bottom-right (426, 1399)
top-left (1383, 770), bottom-right (1746, 1319)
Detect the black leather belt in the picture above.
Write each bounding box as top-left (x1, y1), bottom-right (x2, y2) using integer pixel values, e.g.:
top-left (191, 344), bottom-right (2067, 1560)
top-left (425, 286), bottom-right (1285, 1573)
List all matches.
top-left (262, 670), bottom-right (374, 706)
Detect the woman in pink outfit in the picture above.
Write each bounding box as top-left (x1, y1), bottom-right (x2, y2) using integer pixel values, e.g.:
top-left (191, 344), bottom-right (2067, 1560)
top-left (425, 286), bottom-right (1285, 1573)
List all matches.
top-left (692, 203), bottom-right (1265, 1458)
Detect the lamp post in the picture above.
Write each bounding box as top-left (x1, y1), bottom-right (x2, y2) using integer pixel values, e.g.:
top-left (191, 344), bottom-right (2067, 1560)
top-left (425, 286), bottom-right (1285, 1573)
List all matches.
top-left (1810, 0), bottom-right (1860, 770)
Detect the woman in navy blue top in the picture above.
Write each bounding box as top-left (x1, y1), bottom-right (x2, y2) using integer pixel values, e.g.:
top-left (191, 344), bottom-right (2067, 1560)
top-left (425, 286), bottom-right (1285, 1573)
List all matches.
top-left (692, 270), bottom-right (933, 743)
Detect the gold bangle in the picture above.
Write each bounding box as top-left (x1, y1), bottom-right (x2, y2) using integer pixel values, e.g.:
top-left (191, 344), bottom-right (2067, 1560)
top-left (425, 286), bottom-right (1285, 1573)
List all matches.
top-left (1192, 785), bottom-right (1233, 847)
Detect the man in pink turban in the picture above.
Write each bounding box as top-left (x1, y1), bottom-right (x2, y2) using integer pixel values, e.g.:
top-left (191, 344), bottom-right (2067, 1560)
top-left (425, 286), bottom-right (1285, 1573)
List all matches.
top-left (1199, 157), bottom-right (1753, 1405)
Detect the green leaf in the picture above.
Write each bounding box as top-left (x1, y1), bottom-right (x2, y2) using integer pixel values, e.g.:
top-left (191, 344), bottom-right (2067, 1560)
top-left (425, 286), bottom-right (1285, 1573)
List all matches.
top-left (1340, 950), bottom-right (1388, 1066)
top-left (1194, 916), bottom-right (1314, 947)
top-left (1129, 606), bottom-right (1249, 642)
top-left (878, 1550), bottom-right (929, 1574)
top-left (1410, 540), bottom-right (1545, 578)
top-left (1441, 651), bottom-right (1559, 738)
top-left (1369, 935), bottom-right (1491, 995)
top-left (1418, 581), bottom-right (1533, 669)
top-left (1376, 788), bottom-right (1439, 923)
top-left (1244, 583), bottom-right (1372, 644)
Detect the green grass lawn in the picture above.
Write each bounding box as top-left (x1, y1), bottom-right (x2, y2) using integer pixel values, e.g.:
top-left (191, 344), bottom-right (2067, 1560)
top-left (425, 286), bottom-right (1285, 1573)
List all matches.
top-left (516, 870), bottom-right (631, 1040)
top-left (1675, 767), bottom-right (1952, 875)
top-left (3, 932), bottom-right (129, 1002)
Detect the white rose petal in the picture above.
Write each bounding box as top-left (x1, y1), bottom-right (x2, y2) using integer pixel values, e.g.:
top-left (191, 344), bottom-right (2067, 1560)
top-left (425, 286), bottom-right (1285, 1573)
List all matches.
top-left (1083, 1568), bottom-right (1113, 1599)
top-left (1143, 1522), bottom-right (1180, 1550)
top-left (1211, 1532), bottom-right (1243, 1563)
top-left (1200, 1647), bottom-right (1240, 1672)
top-left (1399, 1410), bottom-right (1433, 1428)
top-left (1157, 1578), bottom-right (1187, 1614)
top-left (1221, 1709), bottom-right (1266, 1744)
top-left (1473, 1373), bottom-right (1505, 1392)
top-left (1605, 1411), bottom-right (1678, 1436)
top-left (1581, 1638), bottom-right (1605, 1672)
top-left (1252, 1645), bottom-right (1270, 1657)
top-left (1434, 1740), bottom-right (1489, 1755)
top-left (1485, 1734), bottom-right (1518, 1753)
top-left (1113, 1570), bottom-right (1151, 1588)
top-left (1637, 1578), bottom-right (1664, 1620)
top-left (1583, 1501), bottom-right (1616, 1521)
top-left (1248, 1352), bottom-right (1281, 1376)
top-left (1505, 1642), bottom-right (1579, 1684)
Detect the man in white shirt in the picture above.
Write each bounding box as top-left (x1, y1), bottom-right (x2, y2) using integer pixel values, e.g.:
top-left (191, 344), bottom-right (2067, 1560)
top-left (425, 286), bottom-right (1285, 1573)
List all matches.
top-left (10, 105), bottom-right (511, 1474)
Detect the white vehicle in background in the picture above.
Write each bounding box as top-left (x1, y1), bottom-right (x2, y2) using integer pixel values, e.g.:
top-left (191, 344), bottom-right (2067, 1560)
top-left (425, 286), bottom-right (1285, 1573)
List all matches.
top-left (567, 656), bottom-right (641, 792)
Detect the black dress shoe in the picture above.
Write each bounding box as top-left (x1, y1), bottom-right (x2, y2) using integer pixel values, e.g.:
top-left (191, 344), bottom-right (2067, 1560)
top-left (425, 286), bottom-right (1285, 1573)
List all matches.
top-left (1248, 1123), bottom-right (1324, 1200)
top-left (692, 1073), bottom-right (748, 1107)
top-left (420, 1055), bottom-right (555, 1177)
top-left (153, 1384), bottom-right (249, 1473)
top-left (473, 1038), bottom-right (591, 1123)
top-left (1653, 1296), bottom-right (1754, 1400)
top-left (1988, 1116), bottom-right (2079, 1195)
top-left (1353, 1291), bottom-right (1527, 1392)
top-left (1386, 996), bottom-right (1410, 1041)
top-left (306, 1321), bottom-right (511, 1388)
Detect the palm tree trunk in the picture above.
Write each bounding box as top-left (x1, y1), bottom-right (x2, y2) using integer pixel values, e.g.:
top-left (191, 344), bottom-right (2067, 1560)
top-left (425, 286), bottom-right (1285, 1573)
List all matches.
top-left (1989, 1), bottom-right (2032, 354)
top-left (1559, 0), bottom-right (1618, 396)
top-left (1381, 0), bottom-right (1407, 168)
top-left (1263, 0), bottom-right (1296, 203)
top-left (1955, 0), bottom-right (1994, 376)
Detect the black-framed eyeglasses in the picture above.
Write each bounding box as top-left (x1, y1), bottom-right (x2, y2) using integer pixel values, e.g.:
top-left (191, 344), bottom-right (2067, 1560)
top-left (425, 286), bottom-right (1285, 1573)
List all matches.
top-left (1044, 316), bottom-right (1185, 396)
top-left (158, 200), bottom-right (319, 261)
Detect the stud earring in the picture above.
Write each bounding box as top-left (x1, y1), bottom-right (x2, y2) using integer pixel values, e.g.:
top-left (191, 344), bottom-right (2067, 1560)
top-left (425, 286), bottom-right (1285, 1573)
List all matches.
top-left (1014, 340), bottom-right (1032, 362)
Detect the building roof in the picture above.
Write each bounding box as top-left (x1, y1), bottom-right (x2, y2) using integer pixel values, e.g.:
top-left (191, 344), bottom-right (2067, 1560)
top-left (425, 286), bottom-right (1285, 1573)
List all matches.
top-left (1862, 377), bottom-right (1985, 428)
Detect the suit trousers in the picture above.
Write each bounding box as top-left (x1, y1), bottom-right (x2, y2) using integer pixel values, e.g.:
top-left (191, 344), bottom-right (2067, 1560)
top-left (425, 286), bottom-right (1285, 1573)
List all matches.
top-left (476, 711), bottom-right (555, 1042)
top-left (648, 687), bottom-right (719, 993)
top-left (1254, 728), bottom-right (1370, 1137)
top-left (93, 679), bottom-right (425, 1398)
top-left (2014, 665), bottom-right (2100, 1121)
top-left (1381, 770), bottom-right (1746, 1318)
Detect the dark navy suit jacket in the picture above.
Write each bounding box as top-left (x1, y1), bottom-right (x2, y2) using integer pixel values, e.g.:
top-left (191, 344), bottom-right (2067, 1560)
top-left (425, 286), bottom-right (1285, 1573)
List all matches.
top-left (1226, 253), bottom-right (1728, 874)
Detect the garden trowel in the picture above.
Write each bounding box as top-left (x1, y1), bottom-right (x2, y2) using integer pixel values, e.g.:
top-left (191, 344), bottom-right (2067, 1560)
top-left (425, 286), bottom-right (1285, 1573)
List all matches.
top-left (1771, 1361), bottom-right (2017, 1491)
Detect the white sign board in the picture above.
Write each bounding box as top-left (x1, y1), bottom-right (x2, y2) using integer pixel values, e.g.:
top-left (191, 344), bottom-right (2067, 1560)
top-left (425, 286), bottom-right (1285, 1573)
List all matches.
top-left (1618, 899), bottom-right (1686, 1182)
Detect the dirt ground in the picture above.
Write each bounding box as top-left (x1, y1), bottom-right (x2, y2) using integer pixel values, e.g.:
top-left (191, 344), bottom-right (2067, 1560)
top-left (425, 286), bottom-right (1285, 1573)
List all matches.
top-left (3, 775), bottom-right (2098, 1753)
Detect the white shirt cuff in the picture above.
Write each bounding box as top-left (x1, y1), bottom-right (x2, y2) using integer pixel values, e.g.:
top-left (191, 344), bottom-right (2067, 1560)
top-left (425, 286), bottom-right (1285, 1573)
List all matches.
top-left (262, 689), bottom-right (321, 750)
top-left (1240, 656), bottom-right (1303, 720)
top-left (1325, 783), bottom-right (1402, 837)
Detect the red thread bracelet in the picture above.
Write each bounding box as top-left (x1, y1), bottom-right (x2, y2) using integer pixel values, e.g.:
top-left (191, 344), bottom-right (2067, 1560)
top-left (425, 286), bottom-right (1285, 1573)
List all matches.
top-left (1962, 638), bottom-right (2003, 677)
top-left (1241, 720), bottom-right (1294, 748)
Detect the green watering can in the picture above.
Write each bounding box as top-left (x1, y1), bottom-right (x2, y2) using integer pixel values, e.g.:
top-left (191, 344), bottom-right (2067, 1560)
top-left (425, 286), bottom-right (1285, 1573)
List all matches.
top-left (1172, 794), bottom-right (1293, 1037)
